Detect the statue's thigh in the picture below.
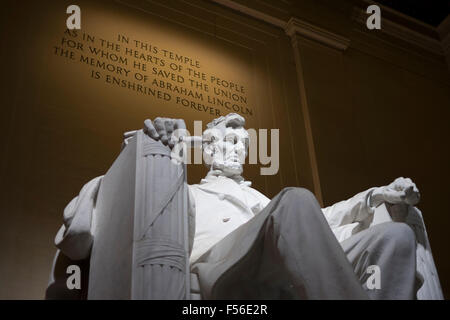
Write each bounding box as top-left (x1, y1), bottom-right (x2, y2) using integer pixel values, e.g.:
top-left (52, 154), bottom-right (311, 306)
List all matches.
top-left (340, 222), bottom-right (414, 276)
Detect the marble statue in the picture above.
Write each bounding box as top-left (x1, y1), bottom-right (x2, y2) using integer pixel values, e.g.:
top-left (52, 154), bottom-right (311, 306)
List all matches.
top-left (46, 113), bottom-right (443, 300)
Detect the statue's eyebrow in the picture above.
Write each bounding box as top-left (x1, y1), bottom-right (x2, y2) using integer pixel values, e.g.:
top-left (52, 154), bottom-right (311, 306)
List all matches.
top-left (224, 132), bottom-right (241, 142)
top-left (224, 132), bottom-right (237, 138)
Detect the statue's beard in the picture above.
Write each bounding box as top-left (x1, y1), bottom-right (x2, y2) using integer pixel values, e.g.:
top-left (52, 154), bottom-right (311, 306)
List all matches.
top-left (211, 157), bottom-right (243, 177)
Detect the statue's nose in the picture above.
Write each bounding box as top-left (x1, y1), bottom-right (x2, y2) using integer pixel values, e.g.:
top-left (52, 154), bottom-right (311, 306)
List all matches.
top-left (235, 140), bottom-right (245, 150)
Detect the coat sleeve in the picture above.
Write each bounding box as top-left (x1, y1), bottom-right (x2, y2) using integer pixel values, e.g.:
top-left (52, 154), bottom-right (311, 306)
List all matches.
top-left (54, 176), bottom-right (103, 260)
top-left (46, 176), bottom-right (103, 299)
top-left (321, 188), bottom-right (377, 228)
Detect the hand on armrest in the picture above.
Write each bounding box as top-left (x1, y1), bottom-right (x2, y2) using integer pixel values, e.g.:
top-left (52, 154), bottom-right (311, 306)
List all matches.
top-left (370, 177), bottom-right (420, 207)
top-left (323, 177), bottom-right (420, 228)
top-left (121, 118), bottom-right (189, 155)
top-left (369, 177), bottom-right (420, 222)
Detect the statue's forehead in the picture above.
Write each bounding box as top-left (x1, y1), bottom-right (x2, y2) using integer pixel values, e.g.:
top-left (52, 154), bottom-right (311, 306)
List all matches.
top-left (204, 125), bottom-right (248, 140)
top-left (224, 127), bottom-right (248, 138)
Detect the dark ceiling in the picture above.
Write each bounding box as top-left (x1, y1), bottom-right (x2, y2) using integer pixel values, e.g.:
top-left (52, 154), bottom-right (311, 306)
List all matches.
top-left (375, 0), bottom-right (449, 27)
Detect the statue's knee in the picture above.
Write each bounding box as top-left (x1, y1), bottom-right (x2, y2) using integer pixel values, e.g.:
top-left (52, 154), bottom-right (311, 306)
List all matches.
top-left (281, 187), bottom-right (316, 203)
top-left (381, 222), bottom-right (416, 252)
top-left (278, 187), bottom-right (318, 218)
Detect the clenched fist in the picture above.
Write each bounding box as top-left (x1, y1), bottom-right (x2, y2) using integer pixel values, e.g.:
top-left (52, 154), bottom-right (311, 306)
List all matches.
top-left (370, 177), bottom-right (421, 208)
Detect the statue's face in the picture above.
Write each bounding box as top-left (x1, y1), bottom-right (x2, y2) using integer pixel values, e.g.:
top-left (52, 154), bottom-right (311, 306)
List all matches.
top-left (203, 126), bottom-right (249, 177)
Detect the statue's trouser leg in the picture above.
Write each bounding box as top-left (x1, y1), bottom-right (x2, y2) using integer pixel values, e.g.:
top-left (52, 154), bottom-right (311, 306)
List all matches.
top-left (193, 187), bottom-right (368, 299)
top-left (340, 222), bottom-right (417, 300)
top-left (254, 187), bottom-right (369, 299)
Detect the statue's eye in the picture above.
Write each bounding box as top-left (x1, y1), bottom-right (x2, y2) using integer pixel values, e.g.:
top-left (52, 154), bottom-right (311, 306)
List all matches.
top-left (225, 136), bottom-right (235, 143)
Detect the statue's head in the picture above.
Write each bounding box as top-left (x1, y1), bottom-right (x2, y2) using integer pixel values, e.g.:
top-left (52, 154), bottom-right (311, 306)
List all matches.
top-left (202, 113), bottom-right (249, 178)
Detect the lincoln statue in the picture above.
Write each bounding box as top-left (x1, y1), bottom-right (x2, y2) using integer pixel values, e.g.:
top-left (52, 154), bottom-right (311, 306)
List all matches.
top-left (46, 113), bottom-right (443, 300)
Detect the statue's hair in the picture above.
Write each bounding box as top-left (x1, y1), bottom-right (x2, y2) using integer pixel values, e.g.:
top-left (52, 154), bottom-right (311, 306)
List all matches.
top-left (206, 113), bottom-right (245, 130)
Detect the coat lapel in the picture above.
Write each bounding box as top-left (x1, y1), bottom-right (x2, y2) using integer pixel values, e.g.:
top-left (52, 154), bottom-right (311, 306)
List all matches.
top-left (195, 175), bottom-right (259, 216)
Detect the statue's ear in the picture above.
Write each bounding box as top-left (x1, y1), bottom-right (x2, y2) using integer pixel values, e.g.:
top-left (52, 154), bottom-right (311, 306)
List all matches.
top-left (203, 143), bottom-right (214, 156)
top-left (202, 127), bottom-right (222, 165)
top-left (202, 142), bottom-right (215, 167)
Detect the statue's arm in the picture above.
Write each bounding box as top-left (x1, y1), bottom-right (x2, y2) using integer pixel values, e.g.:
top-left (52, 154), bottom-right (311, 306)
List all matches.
top-left (52, 117), bottom-right (187, 259)
top-left (55, 176), bottom-right (103, 260)
top-left (47, 117), bottom-right (189, 299)
top-left (46, 175), bottom-right (103, 299)
top-left (322, 177), bottom-right (421, 228)
top-left (321, 188), bottom-right (377, 228)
